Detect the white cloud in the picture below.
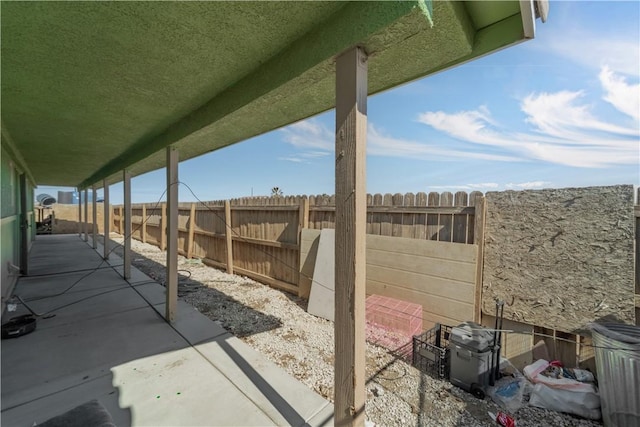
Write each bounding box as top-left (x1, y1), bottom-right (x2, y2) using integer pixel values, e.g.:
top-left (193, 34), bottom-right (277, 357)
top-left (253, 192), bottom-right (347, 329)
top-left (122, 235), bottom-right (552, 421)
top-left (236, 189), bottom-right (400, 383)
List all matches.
top-left (280, 118), bottom-right (521, 163)
top-left (505, 181), bottom-right (549, 189)
top-left (599, 66), bottom-right (640, 121)
top-left (281, 68), bottom-right (638, 168)
top-left (430, 183), bottom-right (500, 191)
top-left (539, 31), bottom-right (639, 77)
top-left (280, 120), bottom-right (333, 151)
top-left (278, 150), bottom-right (331, 163)
top-left (417, 68), bottom-right (639, 168)
top-left (521, 90), bottom-right (638, 140)
top-left (278, 156), bottom-right (305, 163)
top-left (367, 124), bottom-right (520, 162)
top-left (469, 182), bottom-right (499, 189)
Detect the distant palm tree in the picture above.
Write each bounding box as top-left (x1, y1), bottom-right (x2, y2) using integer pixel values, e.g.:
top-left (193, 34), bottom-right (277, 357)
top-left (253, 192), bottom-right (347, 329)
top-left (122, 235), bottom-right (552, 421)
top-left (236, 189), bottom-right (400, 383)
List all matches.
top-left (271, 187), bottom-right (283, 197)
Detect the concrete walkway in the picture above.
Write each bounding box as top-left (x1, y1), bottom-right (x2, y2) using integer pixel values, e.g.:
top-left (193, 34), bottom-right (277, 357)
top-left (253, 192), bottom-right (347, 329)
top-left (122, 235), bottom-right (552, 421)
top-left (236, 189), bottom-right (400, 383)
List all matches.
top-left (1, 234), bottom-right (333, 426)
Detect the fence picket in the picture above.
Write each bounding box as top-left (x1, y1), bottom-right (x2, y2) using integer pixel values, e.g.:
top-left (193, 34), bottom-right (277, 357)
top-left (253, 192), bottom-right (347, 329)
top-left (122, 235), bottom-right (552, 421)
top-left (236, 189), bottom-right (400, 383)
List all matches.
top-left (439, 192), bottom-right (454, 242)
top-left (113, 190), bottom-right (478, 295)
top-left (453, 191), bottom-right (468, 243)
top-left (427, 192), bottom-right (440, 240)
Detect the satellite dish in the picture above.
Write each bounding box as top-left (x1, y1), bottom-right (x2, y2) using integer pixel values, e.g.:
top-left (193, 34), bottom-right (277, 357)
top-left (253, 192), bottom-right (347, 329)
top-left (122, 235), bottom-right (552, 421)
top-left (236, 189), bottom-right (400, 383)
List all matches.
top-left (36, 194), bottom-right (56, 206)
top-left (535, 0), bottom-right (549, 23)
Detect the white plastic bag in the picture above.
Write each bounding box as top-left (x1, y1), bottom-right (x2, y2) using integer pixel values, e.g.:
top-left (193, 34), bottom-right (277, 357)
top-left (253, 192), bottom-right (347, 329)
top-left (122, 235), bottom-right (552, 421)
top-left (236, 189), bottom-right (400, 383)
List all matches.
top-left (524, 360), bottom-right (601, 420)
top-left (529, 383), bottom-right (601, 420)
top-left (523, 359), bottom-right (595, 391)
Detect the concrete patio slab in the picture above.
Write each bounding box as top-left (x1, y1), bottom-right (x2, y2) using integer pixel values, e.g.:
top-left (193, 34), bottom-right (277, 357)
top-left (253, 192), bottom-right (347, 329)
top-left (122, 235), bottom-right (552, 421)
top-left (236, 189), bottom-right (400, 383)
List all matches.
top-left (2, 234), bottom-right (334, 426)
top-left (154, 300), bottom-right (231, 345)
top-left (195, 335), bottom-right (333, 426)
top-left (111, 346), bottom-right (276, 426)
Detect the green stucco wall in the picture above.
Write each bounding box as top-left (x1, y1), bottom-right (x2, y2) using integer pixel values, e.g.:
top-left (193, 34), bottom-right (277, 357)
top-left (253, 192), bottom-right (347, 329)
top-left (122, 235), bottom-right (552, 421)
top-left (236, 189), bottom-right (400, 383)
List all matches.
top-left (1, 144), bottom-right (20, 302)
top-left (1, 143), bottom-right (34, 306)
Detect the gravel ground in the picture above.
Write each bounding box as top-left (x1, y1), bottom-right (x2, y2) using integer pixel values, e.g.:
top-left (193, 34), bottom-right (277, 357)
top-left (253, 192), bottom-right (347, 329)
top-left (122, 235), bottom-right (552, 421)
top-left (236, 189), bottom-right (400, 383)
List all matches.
top-left (108, 236), bottom-right (602, 427)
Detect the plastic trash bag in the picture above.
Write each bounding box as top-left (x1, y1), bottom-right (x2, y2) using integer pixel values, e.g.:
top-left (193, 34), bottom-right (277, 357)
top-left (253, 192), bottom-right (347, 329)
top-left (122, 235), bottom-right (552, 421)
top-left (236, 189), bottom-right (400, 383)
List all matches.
top-left (523, 359), bottom-right (596, 391)
top-left (488, 376), bottom-right (527, 413)
top-left (529, 383), bottom-right (601, 420)
top-left (524, 360), bottom-right (601, 420)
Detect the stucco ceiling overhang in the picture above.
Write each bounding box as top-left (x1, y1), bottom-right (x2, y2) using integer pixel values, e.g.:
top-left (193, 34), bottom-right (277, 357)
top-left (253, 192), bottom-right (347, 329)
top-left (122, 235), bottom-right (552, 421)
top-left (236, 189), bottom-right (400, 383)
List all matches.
top-left (0, 1), bottom-right (540, 189)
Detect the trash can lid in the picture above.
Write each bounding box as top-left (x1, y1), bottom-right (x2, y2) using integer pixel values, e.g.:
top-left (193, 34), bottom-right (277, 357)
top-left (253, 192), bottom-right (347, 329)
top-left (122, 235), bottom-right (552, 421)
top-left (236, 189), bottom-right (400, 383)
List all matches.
top-left (589, 323), bottom-right (640, 345)
top-left (450, 321), bottom-right (493, 352)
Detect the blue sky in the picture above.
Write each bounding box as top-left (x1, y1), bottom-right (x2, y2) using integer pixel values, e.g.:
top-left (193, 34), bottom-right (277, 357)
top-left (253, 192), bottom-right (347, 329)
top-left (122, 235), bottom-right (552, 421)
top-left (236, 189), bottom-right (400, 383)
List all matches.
top-left (39, 1), bottom-right (639, 205)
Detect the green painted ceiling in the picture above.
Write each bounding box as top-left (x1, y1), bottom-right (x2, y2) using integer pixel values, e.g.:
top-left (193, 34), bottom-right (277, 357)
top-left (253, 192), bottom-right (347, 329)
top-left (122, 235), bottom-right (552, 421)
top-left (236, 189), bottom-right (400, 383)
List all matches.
top-left (1, 1), bottom-right (533, 188)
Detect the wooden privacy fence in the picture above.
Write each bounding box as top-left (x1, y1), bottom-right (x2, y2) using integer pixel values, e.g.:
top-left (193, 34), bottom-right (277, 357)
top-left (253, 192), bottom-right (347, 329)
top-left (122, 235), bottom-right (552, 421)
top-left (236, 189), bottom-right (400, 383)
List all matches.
top-left (112, 191), bottom-right (482, 296)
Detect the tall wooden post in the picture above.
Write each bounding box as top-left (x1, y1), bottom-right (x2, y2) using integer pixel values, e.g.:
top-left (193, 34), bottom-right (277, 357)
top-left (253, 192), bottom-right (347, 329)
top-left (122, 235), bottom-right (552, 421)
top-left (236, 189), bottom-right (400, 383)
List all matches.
top-left (92, 185), bottom-right (98, 249)
top-left (166, 146), bottom-right (179, 322)
top-left (473, 196), bottom-right (487, 323)
top-left (160, 203), bottom-right (167, 251)
top-left (78, 187), bottom-right (82, 237)
top-left (103, 180), bottom-right (110, 260)
top-left (298, 198), bottom-right (309, 243)
top-left (334, 46), bottom-right (367, 427)
top-left (297, 197), bottom-right (310, 298)
top-left (187, 203), bottom-right (196, 258)
top-left (123, 170), bottom-right (132, 280)
top-left (83, 189), bottom-right (89, 242)
top-left (141, 204), bottom-right (147, 244)
top-left (224, 200), bottom-right (233, 274)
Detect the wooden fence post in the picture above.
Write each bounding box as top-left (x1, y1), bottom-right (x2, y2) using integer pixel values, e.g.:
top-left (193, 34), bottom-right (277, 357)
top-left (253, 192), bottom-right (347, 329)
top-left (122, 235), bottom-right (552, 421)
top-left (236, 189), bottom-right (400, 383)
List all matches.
top-left (141, 204), bottom-right (147, 243)
top-left (187, 203), bottom-right (196, 258)
top-left (297, 198), bottom-right (310, 298)
top-left (160, 203), bottom-right (167, 251)
top-left (119, 206), bottom-right (124, 236)
top-left (225, 200), bottom-right (233, 274)
top-left (473, 196), bottom-right (486, 323)
top-left (298, 198), bottom-right (309, 242)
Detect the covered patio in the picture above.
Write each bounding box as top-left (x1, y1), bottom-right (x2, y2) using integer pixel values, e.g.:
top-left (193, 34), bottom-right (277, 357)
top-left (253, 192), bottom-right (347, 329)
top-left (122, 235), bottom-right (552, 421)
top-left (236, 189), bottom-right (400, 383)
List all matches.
top-left (2, 1), bottom-right (546, 425)
top-left (2, 234), bottom-right (332, 426)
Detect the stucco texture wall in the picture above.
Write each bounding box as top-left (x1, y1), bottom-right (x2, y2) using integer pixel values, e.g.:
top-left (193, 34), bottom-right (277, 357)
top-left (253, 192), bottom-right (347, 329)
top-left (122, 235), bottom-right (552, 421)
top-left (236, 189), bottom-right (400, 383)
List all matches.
top-left (482, 185), bottom-right (635, 333)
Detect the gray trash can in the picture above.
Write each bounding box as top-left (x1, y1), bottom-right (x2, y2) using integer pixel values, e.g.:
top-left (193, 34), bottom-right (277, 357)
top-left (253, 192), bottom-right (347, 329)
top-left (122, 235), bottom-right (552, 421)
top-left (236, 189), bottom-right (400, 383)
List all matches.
top-left (449, 321), bottom-right (495, 398)
top-left (590, 323), bottom-right (640, 427)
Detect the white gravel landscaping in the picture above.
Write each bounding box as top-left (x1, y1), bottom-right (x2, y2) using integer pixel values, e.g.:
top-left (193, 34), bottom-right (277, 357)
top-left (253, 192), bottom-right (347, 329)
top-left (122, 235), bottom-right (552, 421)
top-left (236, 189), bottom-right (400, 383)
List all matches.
top-left (108, 236), bottom-right (602, 427)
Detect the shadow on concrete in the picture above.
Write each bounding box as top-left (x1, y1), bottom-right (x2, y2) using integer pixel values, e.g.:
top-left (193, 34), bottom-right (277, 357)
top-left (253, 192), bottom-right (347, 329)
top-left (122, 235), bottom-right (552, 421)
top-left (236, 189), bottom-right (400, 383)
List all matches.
top-left (2, 235), bottom-right (330, 426)
top-left (100, 235), bottom-right (283, 338)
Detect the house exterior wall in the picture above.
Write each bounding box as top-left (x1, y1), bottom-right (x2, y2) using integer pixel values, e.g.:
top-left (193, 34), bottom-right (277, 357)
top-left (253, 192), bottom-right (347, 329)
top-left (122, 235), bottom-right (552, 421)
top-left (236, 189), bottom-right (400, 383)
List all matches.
top-left (1, 143), bottom-right (35, 308)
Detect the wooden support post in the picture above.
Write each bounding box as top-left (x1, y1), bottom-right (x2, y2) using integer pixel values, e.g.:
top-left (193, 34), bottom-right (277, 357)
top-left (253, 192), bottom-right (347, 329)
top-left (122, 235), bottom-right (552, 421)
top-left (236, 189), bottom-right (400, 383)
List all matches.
top-left (123, 170), bottom-right (132, 280)
top-left (187, 203), bottom-right (196, 258)
top-left (103, 180), bottom-right (110, 260)
top-left (473, 196), bottom-right (487, 323)
top-left (166, 146), bottom-right (179, 322)
top-left (224, 200), bottom-right (233, 274)
top-left (141, 204), bottom-right (147, 244)
top-left (160, 203), bottom-right (167, 251)
top-left (78, 187), bottom-right (82, 237)
top-left (92, 185), bottom-right (98, 249)
top-left (334, 46), bottom-right (367, 427)
top-left (83, 189), bottom-right (89, 242)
